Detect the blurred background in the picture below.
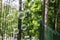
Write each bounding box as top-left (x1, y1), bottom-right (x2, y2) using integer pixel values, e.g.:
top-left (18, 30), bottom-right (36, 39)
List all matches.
top-left (0, 0), bottom-right (60, 40)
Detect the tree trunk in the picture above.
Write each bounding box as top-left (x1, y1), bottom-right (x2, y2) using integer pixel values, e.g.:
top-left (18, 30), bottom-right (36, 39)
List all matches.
top-left (54, 0), bottom-right (59, 31)
top-left (17, 0), bottom-right (22, 40)
top-left (42, 0), bottom-right (48, 40)
top-left (54, 0), bottom-right (60, 32)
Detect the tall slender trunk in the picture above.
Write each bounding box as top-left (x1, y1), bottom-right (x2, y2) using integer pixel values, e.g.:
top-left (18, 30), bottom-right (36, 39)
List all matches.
top-left (42, 0), bottom-right (48, 40)
top-left (54, 1), bottom-right (60, 30)
top-left (17, 0), bottom-right (22, 40)
top-left (56, 2), bottom-right (60, 33)
top-left (54, 0), bottom-right (58, 31)
top-left (44, 0), bottom-right (48, 29)
top-left (40, 0), bottom-right (46, 40)
top-left (42, 0), bottom-right (48, 27)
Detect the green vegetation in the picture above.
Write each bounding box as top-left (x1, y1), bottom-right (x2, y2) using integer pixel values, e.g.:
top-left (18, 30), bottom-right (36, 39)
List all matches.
top-left (0, 0), bottom-right (60, 40)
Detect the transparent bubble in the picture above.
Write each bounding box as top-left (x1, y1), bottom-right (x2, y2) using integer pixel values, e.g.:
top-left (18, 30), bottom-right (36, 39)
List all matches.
top-left (50, 0), bottom-right (55, 3)
top-left (21, 24), bottom-right (27, 31)
top-left (19, 11), bottom-right (25, 19)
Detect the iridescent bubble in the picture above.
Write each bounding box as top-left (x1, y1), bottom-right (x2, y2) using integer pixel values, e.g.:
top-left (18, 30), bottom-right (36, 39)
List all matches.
top-left (19, 11), bottom-right (25, 19)
top-left (21, 24), bottom-right (27, 31)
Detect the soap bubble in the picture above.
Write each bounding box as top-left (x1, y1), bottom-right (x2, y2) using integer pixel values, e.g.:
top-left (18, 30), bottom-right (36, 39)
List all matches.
top-left (19, 11), bottom-right (25, 19)
top-left (21, 24), bottom-right (27, 31)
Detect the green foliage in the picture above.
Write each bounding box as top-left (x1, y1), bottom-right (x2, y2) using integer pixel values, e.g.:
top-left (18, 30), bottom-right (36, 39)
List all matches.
top-left (22, 0), bottom-right (42, 38)
top-left (0, 5), bottom-right (18, 36)
top-left (48, 0), bottom-right (60, 31)
top-left (25, 0), bottom-right (42, 12)
top-left (0, 0), bottom-right (60, 40)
